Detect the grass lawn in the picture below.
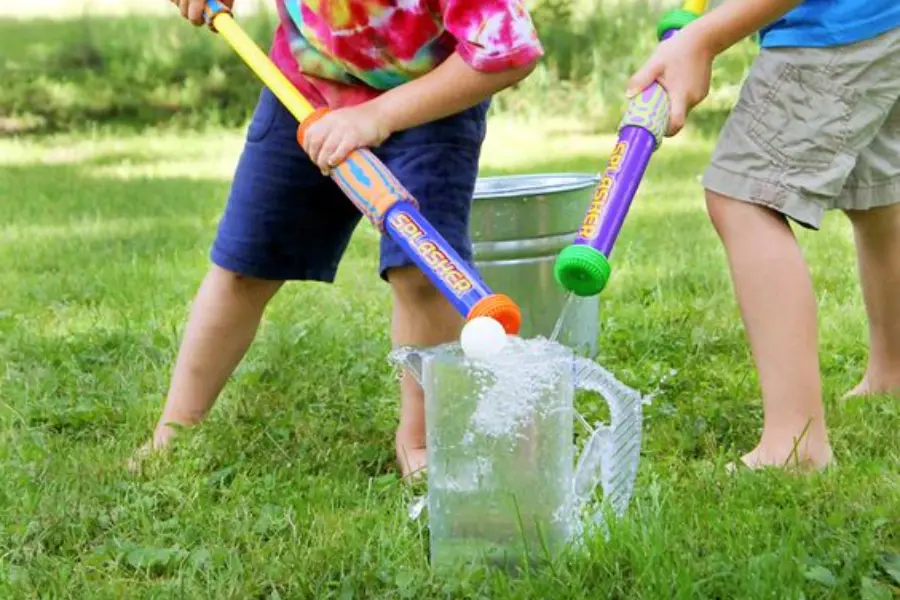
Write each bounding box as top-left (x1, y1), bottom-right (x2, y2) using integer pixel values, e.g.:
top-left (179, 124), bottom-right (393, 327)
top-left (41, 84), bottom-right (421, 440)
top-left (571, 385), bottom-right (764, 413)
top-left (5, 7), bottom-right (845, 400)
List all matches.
top-left (0, 117), bottom-right (897, 598)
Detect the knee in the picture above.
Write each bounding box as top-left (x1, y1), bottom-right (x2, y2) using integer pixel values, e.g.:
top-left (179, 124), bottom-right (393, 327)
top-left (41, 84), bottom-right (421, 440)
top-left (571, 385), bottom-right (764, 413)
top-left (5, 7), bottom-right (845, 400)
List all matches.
top-left (388, 267), bottom-right (443, 307)
top-left (208, 265), bottom-right (283, 304)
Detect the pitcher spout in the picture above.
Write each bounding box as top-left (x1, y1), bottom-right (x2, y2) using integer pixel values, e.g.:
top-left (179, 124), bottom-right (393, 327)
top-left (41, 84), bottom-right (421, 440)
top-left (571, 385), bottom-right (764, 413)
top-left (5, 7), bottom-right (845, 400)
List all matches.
top-left (387, 346), bottom-right (425, 384)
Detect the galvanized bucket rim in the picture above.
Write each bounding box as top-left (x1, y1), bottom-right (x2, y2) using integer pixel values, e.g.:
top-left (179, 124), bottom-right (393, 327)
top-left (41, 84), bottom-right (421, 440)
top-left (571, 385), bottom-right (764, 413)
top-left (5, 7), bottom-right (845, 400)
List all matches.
top-left (473, 173), bottom-right (600, 200)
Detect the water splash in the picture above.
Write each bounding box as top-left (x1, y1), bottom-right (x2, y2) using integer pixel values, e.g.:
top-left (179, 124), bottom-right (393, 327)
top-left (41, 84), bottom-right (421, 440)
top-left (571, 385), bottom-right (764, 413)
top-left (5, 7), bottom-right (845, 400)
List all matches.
top-left (408, 495), bottom-right (427, 520)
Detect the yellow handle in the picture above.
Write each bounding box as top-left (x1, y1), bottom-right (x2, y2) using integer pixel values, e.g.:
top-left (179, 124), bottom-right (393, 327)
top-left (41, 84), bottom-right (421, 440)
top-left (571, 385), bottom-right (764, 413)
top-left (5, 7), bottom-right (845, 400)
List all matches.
top-left (682, 0), bottom-right (709, 14)
top-left (209, 11), bottom-right (316, 122)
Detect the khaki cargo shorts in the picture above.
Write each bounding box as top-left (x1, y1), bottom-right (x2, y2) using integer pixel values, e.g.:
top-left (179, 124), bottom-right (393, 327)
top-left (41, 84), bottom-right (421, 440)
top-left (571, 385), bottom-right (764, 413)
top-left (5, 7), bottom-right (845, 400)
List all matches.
top-left (703, 26), bottom-right (900, 229)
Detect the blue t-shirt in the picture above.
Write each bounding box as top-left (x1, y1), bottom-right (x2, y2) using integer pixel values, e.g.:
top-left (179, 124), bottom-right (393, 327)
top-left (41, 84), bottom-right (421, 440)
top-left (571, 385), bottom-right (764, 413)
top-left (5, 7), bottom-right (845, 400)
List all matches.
top-left (760, 0), bottom-right (900, 48)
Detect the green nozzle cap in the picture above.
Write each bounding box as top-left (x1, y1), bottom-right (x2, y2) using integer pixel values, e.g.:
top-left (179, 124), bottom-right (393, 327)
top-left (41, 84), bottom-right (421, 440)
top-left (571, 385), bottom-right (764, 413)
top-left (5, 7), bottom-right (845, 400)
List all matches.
top-left (656, 9), bottom-right (700, 40)
top-left (554, 245), bottom-right (611, 297)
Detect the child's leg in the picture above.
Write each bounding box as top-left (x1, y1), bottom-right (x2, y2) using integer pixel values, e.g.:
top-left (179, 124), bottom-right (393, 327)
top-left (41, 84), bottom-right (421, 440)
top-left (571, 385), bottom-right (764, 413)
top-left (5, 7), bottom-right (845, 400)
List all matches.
top-left (374, 100), bottom-right (490, 477)
top-left (388, 267), bottom-right (464, 477)
top-left (845, 204), bottom-right (900, 395)
top-left (151, 266), bottom-right (282, 448)
top-left (843, 101), bottom-right (900, 396)
top-left (133, 86), bottom-right (359, 461)
top-left (705, 192), bottom-right (830, 469)
top-left (700, 30), bottom-right (899, 470)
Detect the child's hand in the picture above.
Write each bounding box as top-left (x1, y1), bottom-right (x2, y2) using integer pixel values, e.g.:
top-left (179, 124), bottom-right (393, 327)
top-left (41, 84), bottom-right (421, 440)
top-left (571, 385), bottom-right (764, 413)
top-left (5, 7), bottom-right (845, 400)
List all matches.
top-left (300, 104), bottom-right (392, 175)
top-left (174, 0), bottom-right (234, 26)
top-left (626, 29), bottom-right (714, 136)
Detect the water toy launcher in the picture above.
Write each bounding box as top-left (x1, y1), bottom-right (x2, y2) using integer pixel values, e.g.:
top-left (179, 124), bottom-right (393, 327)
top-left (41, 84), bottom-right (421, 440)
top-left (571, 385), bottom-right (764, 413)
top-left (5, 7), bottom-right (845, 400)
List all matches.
top-left (201, 0), bottom-right (521, 335)
top-left (552, 0), bottom-right (708, 298)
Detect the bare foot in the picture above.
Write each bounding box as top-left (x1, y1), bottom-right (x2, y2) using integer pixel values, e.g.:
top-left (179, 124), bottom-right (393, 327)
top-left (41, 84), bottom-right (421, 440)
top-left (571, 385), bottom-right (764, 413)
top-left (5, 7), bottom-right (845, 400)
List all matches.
top-left (126, 441), bottom-right (155, 473)
top-left (395, 438), bottom-right (427, 480)
top-left (844, 373), bottom-right (900, 399)
top-left (126, 424), bottom-right (180, 473)
top-left (726, 441), bottom-right (834, 474)
top-left (743, 443), bottom-right (833, 471)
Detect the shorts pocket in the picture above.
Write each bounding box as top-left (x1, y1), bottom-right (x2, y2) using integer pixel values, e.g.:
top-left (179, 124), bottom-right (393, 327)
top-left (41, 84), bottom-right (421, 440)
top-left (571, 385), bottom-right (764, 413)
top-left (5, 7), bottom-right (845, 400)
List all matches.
top-left (246, 88), bottom-right (278, 143)
top-left (746, 62), bottom-right (857, 169)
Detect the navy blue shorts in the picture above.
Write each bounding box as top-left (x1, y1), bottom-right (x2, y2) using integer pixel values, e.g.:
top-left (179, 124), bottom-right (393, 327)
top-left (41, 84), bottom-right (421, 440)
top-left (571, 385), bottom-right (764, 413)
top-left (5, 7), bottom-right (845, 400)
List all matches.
top-left (211, 87), bottom-right (489, 282)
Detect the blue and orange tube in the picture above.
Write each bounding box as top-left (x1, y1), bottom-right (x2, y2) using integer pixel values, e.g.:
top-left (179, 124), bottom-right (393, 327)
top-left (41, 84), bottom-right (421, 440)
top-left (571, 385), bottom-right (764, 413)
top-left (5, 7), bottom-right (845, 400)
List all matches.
top-left (553, 0), bottom-right (708, 297)
top-left (201, 0), bottom-right (521, 334)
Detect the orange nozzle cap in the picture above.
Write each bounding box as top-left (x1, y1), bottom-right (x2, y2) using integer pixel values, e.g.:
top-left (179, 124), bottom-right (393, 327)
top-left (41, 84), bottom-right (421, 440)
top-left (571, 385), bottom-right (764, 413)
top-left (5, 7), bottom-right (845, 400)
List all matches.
top-left (467, 294), bottom-right (521, 335)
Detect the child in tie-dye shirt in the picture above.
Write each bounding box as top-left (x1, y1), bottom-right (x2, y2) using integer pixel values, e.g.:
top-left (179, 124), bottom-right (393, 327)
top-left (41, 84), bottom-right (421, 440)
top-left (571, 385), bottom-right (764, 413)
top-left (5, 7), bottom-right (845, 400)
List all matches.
top-left (135, 0), bottom-right (543, 477)
top-left (271, 0), bottom-right (543, 109)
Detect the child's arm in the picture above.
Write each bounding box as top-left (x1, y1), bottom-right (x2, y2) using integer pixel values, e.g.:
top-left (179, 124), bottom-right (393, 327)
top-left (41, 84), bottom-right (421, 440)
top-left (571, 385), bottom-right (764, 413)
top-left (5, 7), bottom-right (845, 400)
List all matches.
top-left (627, 0), bottom-right (803, 136)
top-left (302, 53), bottom-right (536, 173)
top-left (369, 52), bottom-right (535, 138)
top-left (681, 0), bottom-right (803, 55)
top-left (301, 51), bottom-right (536, 172)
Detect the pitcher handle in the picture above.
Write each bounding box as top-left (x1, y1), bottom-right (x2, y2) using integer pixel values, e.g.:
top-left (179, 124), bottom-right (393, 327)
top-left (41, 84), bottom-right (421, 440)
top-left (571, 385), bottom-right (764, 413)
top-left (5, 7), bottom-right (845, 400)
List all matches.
top-left (571, 357), bottom-right (644, 523)
top-left (573, 424), bottom-right (610, 506)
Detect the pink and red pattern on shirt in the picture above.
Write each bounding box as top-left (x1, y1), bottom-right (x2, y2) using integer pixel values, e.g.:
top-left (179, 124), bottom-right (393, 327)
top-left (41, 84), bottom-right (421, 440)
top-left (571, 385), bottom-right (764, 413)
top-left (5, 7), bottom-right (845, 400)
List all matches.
top-left (269, 0), bottom-right (544, 108)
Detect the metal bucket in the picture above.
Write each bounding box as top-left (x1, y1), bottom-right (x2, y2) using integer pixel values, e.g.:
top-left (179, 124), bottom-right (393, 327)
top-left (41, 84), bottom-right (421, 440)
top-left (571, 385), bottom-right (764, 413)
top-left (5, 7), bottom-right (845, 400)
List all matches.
top-left (470, 173), bottom-right (600, 357)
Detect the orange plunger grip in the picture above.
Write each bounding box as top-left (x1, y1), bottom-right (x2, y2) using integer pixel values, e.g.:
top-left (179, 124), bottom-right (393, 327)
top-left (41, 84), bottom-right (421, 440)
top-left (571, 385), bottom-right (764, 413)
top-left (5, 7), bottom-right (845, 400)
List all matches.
top-left (297, 111), bottom-right (417, 231)
top-left (467, 294), bottom-right (522, 335)
top-left (296, 107), bottom-right (331, 145)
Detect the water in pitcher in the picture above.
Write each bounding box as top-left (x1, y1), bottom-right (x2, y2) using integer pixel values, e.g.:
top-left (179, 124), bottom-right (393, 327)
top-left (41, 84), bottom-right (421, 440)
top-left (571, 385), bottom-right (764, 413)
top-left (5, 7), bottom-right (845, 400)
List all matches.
top-left (422, 338), bottom-right (575, 569)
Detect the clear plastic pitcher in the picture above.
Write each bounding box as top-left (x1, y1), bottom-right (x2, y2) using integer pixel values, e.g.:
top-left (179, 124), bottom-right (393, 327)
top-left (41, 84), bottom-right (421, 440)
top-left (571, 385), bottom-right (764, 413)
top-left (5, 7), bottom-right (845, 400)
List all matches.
top-left (390, 337), bottom-right (643, 571)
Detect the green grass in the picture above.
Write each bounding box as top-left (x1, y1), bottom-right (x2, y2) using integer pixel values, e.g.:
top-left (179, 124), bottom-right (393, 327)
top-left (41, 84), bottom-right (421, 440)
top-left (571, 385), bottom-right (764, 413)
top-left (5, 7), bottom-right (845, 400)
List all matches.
top-left (0, 118), bottom-right (898, 599)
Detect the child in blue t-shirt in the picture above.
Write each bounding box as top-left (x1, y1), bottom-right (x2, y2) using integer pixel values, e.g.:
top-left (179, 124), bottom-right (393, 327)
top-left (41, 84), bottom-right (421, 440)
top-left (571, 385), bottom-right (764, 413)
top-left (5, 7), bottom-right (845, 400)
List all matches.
top-left (628, 0), bottom-right (900, 471)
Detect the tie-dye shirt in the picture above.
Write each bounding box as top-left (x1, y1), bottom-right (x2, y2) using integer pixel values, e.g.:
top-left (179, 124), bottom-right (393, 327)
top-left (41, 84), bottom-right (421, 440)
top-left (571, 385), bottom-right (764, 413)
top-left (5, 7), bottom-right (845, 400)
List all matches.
top-left (269, 0), bottom-right (544, 108)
